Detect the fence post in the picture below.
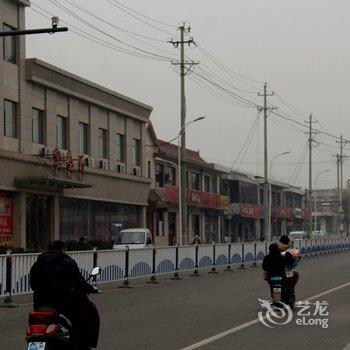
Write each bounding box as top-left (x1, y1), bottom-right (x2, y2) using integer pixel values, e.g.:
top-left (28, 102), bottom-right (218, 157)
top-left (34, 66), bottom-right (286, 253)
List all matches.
top-left (0, 250), bottom-right (18, 308)
top-left (239, 242), bottom-right (246, 269)
top-left (119, 246), bottom-right (133, 289)
top-left (224, 244), bottom-right (233, 271)
top-left (191, 244), bottom-right (201, 277)
top-left (147, 247), bottom-right (159, 284)
top-left (209, 243), bottom-right (218, 274)
top-left (251, 241), bottom-right (259, 267)
top-left (92, 247), bottom-right (98, 286)
top-left (171, 245), bottom-right (181, 280)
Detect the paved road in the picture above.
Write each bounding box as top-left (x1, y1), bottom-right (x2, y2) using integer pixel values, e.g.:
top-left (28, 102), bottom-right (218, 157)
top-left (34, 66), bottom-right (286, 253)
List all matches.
top-left (1, 251), bottom-right (350, 350)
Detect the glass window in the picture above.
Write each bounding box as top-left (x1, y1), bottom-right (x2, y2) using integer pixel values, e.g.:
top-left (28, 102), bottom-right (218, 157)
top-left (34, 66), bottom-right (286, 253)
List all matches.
top-left (191, 172), bottom-right (201, 191)
top-left (167, 166), bottom-right (176, 186)
top-left (98, 128), bottom-right (107, 158)
top-left (78, 122), bottom-right (88, 154)
top-left (56, 116), bottom-right (67, 149)
top-left (26, 195), bottom-right (51, 252)
top-left (116, 133), bottom-right (125, 162)
top-left (192, 214), bottom-right (200, 236)
top-left (211, 176), bottom-right (218, 193)
top-left (133, 138), bottom-right (141, 166)
top-left (3, 24), bottom-right (16, 63)
top-left (155, 210), bottom-right (164, 236)
top-left (4, 100), bottom-right (16, 138)
top-left (204, 176), bottom-right (211, 192)
top-left (155, 163), bottom-right (164, 187)
top-left (32, 108), bottom-right (44, 144)
top-left (147, 161), bottom-right (151, 178)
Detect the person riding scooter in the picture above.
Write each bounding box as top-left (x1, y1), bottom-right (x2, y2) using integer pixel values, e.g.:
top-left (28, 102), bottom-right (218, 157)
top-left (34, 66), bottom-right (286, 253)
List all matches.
top-left (29, 240), bottom-right (100, 349)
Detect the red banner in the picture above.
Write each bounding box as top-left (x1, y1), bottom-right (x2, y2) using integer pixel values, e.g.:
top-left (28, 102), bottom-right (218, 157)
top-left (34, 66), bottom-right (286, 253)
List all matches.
top-left (164, 186), bottom-right (229, 210)
top-left (273, 206), bottom-right (293, 219)
top-left (0, 191), bottom-right (13, 245)
top-left (239, 204), bottom-right (261, 219)
top-left (164, 186), bottom-right (179, 204)
top-left (187, 189), bottom-right (220, 209)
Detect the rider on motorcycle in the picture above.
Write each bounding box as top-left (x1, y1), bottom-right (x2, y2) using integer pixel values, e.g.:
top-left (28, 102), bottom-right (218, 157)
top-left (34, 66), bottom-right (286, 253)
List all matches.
top-left (29, 240), bottom-right (100, 349)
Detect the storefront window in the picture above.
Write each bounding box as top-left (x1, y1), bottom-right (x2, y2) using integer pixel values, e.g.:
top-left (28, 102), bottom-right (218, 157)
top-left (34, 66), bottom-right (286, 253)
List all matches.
top-left (60, 198), bottom-right (139, 242)
top-left (26, 195), bottom-right (51, 252)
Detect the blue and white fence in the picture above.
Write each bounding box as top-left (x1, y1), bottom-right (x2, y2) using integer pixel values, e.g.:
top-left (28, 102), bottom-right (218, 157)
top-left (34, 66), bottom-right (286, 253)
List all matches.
top-left (1, 237), bottom-right (350, 298)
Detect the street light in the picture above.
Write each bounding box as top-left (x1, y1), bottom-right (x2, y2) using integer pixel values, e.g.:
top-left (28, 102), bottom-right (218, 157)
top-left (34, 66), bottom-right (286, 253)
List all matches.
top-left (268, 151), bottom-right (291, 240)
top-left (314, 169), bottom-right (331, 233)
top-left (156, 116), bottom-right (206, 245)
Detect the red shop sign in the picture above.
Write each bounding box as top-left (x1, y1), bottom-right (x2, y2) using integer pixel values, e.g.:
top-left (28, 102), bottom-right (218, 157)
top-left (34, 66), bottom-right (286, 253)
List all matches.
top-left (0, 191), bottom-right (13, 245)
top-left (240, 204), bottom-right (260, 219)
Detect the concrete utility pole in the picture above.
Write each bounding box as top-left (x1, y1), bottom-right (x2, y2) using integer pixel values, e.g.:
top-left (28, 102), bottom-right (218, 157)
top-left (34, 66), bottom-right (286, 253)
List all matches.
top-left (336, 154), bottom-right (341, 234)
top-left (258, 83), bottom-right (276, 241)
top-left (169, 23), bottom-right (198, 245)
top-left (306, 114), bottom-right (317, 238)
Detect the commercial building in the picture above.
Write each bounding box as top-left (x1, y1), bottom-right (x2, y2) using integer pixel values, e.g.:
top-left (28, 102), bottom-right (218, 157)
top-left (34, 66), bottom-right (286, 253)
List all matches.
top-left (0, 0), bottom-right (152, 250)
top-left (146, 125), bottom-right (230, 245)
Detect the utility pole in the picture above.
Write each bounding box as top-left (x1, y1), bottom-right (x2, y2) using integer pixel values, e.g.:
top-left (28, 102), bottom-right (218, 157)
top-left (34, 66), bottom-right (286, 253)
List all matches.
top-left (258, 83), bottom-right (276, 241)
top-left (169, 23), bottom-right (198, 245)
top-left (306, 114), bottom-right (318, 238)
top-left (335, 134), bottom-right (349, 235)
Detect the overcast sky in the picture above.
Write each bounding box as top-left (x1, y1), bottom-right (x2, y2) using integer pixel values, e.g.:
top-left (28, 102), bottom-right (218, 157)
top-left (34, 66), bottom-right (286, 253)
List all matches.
top-left (25, 0), bottom-right (350, 189)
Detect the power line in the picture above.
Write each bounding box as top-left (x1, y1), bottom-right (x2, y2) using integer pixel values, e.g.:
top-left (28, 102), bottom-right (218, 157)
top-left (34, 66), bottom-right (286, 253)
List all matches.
top-left (232, 111), bottom-right (260, 169)
top-left (105, 0), bottom-right (177, 37)
top-left (44, 0), bottom-right (175, 61)
top-left (30, 4), bottom-right (170, 62)
top-left (61, 0), bottom-right (166, 43)
top-left (107, 0), bottom-right (177, 29)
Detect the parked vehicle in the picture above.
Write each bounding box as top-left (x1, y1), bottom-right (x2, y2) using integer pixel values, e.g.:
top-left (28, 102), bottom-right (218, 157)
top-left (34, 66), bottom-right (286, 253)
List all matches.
top-left (289, 231), bottom-right (308, 241)
top-left (26, 266), bottom-right (102, 350)
top-left (312, 230), bottom-right (327, 237)
top-left (113, 228), bottom-right (153, 250)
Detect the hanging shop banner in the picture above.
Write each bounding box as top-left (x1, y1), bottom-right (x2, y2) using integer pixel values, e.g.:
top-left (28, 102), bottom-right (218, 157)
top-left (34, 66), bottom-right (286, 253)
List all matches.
top-left (0, 191), bottom-right (13, 245)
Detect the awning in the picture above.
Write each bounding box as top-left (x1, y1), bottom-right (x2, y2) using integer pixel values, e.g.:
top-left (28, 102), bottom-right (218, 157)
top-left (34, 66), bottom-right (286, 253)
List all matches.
top-left (15, 176), bottom-right (92, 192)
top-left (148, 189), bottom-right (168, 209)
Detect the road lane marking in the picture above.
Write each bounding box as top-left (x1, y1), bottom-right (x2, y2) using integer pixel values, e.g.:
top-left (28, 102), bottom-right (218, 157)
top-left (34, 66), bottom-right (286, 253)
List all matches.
top-left (179, 280), bottom-right (350, 350)
top-left (342, 343), bottom-right (350, 350)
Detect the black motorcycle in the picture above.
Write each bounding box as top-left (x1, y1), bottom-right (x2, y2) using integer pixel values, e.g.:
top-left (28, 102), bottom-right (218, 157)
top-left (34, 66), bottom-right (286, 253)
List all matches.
top-left (26, 266), bottom-right (101, 350)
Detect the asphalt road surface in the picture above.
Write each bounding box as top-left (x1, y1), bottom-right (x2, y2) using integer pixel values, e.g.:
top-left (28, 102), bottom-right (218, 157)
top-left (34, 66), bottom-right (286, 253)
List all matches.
top-left (1, 251), bottom-right (350, 350)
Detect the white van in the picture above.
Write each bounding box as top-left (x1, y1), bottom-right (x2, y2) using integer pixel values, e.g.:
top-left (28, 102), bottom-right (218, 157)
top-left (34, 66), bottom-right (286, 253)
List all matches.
top-left (289, 231), bottom-right (307, 241)
top-left (113, 228), bottom-right (153, 250)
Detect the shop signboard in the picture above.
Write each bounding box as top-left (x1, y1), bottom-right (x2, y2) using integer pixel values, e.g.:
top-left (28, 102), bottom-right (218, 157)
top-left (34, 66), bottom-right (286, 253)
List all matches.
top-left (0, 191), bottom-right (13, 245)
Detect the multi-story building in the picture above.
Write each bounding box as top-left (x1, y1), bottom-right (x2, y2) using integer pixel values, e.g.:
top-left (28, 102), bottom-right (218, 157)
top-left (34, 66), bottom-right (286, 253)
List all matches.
top-left (0, 0), bottom-right (152, 250)
top-left (312, 188), bottom-right (339, 234)
top-left (146, 125), bottom-right (230, 245)
top-left (219, 167), bottom-right (307, 242)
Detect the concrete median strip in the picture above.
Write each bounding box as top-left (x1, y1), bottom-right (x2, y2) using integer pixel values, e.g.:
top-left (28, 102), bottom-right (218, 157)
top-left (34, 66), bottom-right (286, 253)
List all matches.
top-left (179, 280), bottom-right (350, 350)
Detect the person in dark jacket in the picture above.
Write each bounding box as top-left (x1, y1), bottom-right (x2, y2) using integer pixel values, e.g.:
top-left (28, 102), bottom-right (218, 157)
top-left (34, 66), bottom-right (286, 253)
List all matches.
top-left (30, 241), bottom-right (100, 349)
top-left (262, 243), bottom-right (286, 279)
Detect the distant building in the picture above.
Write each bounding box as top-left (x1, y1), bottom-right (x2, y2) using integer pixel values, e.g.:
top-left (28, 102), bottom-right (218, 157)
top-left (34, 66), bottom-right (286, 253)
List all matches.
top-left (312, 188), bottom-right (339, 234)
top-left (146, 124), bottom-right (230, 245)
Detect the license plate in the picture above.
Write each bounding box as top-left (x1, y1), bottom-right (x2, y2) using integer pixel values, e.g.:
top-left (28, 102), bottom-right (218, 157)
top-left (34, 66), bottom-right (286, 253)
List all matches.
top-left (27, 342), bottom-right (46, 350)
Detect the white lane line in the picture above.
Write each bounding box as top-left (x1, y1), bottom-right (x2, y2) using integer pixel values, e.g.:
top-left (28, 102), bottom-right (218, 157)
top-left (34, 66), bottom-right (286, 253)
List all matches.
top-left (179, 280), bottom-right (350, 350)
top-left (342, 343), bottom-right (350, 350)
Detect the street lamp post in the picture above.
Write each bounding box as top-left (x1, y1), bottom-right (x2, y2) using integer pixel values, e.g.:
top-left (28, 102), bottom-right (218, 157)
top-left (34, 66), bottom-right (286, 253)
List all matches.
top-left (314, 169), bottom-right (331, 233)
top-left (268, 151), bottom-right (291, 241)
top-left (179, 116), bottom-right (205, 245)
top-left (156, 116), bottom-right (205, 245)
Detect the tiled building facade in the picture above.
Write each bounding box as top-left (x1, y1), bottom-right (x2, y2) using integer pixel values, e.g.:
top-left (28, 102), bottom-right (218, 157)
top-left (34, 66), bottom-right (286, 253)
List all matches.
top-left (0, 0), bottom-right (152, 250)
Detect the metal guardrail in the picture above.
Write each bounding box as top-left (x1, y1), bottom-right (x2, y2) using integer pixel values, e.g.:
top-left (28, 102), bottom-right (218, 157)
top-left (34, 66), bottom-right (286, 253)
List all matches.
top-left (0, 237), bottom-right (349, 300)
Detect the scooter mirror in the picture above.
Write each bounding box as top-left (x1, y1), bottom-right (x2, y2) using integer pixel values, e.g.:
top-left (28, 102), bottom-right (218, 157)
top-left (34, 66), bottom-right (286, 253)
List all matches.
top-left (91, 266), bottom-right (102, 276)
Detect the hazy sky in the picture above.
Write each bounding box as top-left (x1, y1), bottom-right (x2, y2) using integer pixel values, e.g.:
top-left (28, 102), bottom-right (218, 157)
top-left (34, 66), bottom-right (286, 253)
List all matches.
top-left (25, 0), bottom-right (350, 189)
